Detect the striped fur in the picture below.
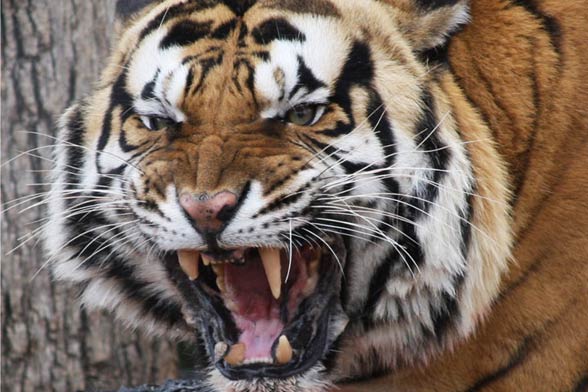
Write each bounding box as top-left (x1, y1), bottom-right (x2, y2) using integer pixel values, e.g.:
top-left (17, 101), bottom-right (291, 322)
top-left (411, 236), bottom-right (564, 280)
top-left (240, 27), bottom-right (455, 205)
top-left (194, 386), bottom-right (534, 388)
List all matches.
top-left (43, 0), bottom-right (586, 391)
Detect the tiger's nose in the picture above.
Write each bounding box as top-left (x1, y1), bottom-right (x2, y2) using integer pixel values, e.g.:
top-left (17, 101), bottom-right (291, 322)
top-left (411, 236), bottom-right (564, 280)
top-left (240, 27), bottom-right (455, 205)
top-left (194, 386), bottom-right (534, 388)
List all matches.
top-left (179, 191), bottom-right (238, 233)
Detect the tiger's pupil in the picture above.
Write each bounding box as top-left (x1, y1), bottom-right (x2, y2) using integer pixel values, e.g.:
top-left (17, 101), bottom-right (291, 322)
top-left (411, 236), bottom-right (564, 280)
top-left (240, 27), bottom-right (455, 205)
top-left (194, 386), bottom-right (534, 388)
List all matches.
top-left (286, 105), bottom-right (316, 126)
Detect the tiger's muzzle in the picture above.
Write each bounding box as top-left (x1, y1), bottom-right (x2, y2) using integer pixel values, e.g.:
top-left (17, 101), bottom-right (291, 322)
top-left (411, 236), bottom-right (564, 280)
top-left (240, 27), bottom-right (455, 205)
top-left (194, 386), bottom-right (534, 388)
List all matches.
top-left (164, 236), bottom-right (348, 381)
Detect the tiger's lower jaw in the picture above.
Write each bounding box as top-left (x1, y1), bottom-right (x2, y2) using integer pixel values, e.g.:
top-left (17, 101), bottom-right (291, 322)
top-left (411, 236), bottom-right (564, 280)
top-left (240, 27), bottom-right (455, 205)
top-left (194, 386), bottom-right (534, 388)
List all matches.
top-left (165, 236), bottom-right (348, 386)
top-left (207, 364), bottom-right (334, 392)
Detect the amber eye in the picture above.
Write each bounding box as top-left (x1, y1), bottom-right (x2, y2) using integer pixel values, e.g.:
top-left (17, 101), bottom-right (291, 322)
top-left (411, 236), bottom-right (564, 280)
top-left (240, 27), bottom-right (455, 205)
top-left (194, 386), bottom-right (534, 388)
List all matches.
top-left (285, 105), bottom-right (322, 126)
top-left (140, 115), bottom-right (177, 131)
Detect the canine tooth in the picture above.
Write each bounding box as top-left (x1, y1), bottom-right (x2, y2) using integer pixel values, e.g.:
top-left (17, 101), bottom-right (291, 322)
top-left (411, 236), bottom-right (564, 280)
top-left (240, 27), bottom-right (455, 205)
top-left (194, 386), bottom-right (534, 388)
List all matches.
top-left (202, 254), bottom-right (212, 266)
top-left (260, 248), bottom-right (281, 299)
top-left (178, 250), bottom-right (200, 280)
top-left (275, 335), bottom-right (293, 364)
top-left (216, 276), bottom-right (226, 292)
top-left (214, 342), bottom-right (229, 362)
top-left (224, 297), bottom-right (238, 312)
top-left (224, 343), bottom-right (246, 366)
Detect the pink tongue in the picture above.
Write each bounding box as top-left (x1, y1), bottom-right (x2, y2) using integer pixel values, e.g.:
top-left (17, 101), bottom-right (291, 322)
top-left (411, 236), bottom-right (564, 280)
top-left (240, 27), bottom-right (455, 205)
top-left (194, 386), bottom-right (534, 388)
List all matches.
top-left (224, 260), bottom-right (283, 360)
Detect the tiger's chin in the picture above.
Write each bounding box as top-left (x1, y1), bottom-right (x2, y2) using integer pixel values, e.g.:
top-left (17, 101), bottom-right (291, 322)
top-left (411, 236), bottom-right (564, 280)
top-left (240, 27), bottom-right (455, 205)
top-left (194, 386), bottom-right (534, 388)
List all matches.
top-left (164, 236), bottom-right (348, 389)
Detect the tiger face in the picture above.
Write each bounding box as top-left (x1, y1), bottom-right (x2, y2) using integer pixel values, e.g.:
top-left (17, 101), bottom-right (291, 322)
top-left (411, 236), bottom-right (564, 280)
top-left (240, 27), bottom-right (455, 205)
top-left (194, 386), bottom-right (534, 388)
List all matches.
top-left (45, 0), bottom-right (512, 391)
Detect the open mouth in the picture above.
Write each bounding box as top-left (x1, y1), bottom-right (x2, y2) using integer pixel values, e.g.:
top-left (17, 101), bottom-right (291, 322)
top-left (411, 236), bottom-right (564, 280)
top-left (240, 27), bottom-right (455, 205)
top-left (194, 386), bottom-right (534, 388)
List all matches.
top-left (165, 237), bottom-right (347, 380)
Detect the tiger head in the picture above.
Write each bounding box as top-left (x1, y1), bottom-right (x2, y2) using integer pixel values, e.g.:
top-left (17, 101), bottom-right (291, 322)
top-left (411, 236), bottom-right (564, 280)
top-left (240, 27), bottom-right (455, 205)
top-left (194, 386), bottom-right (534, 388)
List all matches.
top-left (45, 0), bottom-right (513, 391)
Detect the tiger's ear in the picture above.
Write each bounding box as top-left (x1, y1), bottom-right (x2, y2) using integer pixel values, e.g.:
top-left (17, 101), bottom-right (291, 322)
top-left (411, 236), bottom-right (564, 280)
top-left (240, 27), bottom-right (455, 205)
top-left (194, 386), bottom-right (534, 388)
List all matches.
top-left (387, 0), bottom-right (470, 52)
top-left (116, 0), bottom-right (159, 22)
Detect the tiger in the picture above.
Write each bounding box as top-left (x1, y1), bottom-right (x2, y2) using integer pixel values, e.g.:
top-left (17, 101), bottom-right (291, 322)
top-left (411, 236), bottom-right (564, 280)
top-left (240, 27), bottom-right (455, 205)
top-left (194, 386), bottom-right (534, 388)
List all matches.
top-left (43, 0), bottom-right (588, 391)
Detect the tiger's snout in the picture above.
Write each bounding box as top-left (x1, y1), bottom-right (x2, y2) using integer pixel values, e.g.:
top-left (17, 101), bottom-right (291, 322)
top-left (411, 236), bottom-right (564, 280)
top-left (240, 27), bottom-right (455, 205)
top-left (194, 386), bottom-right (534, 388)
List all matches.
top-left (179, 191), bottom-right (239, 234)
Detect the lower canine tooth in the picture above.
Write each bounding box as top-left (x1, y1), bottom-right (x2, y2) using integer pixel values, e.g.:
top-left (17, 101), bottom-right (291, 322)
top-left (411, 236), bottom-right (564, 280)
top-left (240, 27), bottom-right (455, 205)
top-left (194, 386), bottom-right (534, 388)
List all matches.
top-left (214, 342), bottom-right (229, 362)
top-left (178, 250), bottom-right (200, 280)
top-left (275, 335), bottom-right (293, 364)
top-left (216, 277), bottom-right (226, 292)
top-left (224, 343), bottom-right (246, 366)
top-left (259, 248), bottom-right (281, 299)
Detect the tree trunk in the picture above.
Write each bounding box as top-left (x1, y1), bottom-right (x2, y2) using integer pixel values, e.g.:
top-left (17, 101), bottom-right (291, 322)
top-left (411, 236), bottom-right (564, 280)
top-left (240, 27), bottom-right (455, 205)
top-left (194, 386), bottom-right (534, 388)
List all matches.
top-left (1, 1), bottom-right (179, 391)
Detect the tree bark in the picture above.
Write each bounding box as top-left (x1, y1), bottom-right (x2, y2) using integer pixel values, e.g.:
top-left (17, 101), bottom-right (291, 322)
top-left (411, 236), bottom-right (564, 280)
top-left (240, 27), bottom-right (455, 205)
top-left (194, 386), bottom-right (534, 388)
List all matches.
top-left (1, 1), bottom-right (179, 391)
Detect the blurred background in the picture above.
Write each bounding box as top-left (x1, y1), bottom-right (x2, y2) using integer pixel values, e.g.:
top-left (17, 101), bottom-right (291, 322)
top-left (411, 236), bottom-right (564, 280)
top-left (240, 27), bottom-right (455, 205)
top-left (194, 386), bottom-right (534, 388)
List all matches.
top-left (1, 2), bottom-right (181, 391)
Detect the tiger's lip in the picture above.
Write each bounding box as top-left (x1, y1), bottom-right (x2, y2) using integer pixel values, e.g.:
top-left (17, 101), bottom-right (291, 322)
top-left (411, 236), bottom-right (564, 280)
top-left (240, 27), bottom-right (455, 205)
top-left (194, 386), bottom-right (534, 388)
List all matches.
top-left (165, 236), bottom-right (348, 380)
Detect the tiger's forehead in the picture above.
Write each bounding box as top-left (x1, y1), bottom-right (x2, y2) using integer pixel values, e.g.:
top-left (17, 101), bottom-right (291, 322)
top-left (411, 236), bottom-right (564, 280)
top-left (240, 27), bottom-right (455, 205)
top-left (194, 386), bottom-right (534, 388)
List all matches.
top-left (120, 0), bottom-right (351, 126)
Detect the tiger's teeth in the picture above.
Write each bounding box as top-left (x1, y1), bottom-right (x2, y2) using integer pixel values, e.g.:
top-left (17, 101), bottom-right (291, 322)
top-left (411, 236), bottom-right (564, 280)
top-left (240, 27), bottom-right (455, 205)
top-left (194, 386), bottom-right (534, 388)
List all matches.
top-left (216, 276), bottom-right (226, 292)
top-left (178, 250), bottom-right (200, 280)
top-left (202, 254), bottom-right (212, 266)
top-left (214, 342), bottom-right (228, 362)
top-left (224, 343), bottom-right (246, 366)
top-left (259, 248), bottom-right (281, 299)
top-left (275, 335), bottom-right (293, 364)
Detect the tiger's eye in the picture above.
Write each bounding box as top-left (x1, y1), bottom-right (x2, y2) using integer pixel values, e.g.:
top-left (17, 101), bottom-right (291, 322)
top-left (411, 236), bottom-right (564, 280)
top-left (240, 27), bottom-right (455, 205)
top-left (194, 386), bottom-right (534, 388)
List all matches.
top-left (140, 115), bottom-right (177, 131)
top-left (286, 105), bottom-right (317, 126)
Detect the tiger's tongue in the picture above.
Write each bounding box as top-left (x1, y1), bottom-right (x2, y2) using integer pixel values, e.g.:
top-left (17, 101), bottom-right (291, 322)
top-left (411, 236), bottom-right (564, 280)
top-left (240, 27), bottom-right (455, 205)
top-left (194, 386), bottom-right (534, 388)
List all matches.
top-left (223, 258), bottom-right (284, 360)
top-left (221, 250), bottom-right (312, 362)
top-left (224, 261), bottom-right (279, 359)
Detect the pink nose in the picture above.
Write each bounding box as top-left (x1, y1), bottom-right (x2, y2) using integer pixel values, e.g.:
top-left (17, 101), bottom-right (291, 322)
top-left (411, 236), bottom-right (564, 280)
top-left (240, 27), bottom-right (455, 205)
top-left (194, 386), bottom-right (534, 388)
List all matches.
top-left (179, 191), bottom-right (238, 233)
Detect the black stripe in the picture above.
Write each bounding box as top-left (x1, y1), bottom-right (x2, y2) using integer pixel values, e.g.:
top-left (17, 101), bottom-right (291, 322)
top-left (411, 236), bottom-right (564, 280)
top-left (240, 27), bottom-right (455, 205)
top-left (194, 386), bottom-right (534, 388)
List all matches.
top-left (375, 91), bottom-right (448, 276)
top-left (264, 0), bottom-right (340, 17)
top-left (319, 42), bottom-right (374, 138)
top-left (289, 56), bottom-right (326, 99)
top-left (361, 251), bottom-right (397, 328)
top-left (221, 0), bottom-right (257, 16)
top-left (66, 210), bottom-right (183, 328)
top-left (141, 74), bottom-right (158, 101)
top-left (139, 2), bottom-right (216, 41)
top-left (302, 136), bottom-right (371, 176)
top-left (360, 89), bottom-right (453, 315)
top-left (96, 72), bottom-right (133, 174)
top-left (184, 66), bottom-right (195, 97)
top-left (66, 210), bottom-right (111, 260)
top-left (101, 260), bottom-right (183, 328)
top-left (430, 275), bottom-right (463, 339)
top-left (255, 176), bottom-right (313, 217)
top-left (191, 54), bottom-right (225, 95)
top-left (366, 90), bottom-right (397, 192)
top-left (465, 336), bottom-right (533, 392)
top-left (397, 218), bottom-right (425, 266)
top-left (460, 188), bottom-right (473, 260)
top-left (318, 120), bottom-right (355, 138)
top-left (119, 127), bottom-right (150, 152)
top-left (510, 0), bottom-right (562, 55)
top-left (210, 18), bottom-right (238, 40)
top-left (333, 41), bottom-right (374, 113)
top-left (573, 375), bottom-right (588, 392)
top-left (412, 90), bottom-right (451, 214)
top-left (420, 43), bottom-right (450, 64)
top-left (415, 0), bottom-right (461, 10)
top-left (63, 105), bottom-right (86, 191)
top-left (252, 18), bottom-right (306, 45)
top-left (160, 20), bottom-right (213, 50)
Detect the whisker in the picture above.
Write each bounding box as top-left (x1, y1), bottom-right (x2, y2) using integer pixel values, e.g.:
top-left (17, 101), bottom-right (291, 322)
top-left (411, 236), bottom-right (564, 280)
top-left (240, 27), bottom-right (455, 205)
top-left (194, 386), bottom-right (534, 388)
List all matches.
top-left (17, 131), bottom-right (144, 175)
top-left (285, 219), bottom-right (294, 283)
